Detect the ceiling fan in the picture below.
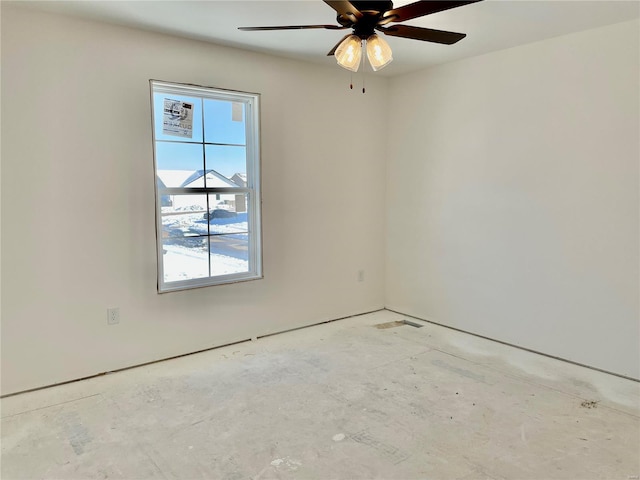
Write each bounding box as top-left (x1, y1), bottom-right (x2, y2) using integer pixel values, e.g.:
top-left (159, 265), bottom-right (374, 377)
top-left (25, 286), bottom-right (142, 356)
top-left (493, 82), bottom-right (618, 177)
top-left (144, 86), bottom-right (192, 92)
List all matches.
top-left (239, 1), bottom-right (482, 72)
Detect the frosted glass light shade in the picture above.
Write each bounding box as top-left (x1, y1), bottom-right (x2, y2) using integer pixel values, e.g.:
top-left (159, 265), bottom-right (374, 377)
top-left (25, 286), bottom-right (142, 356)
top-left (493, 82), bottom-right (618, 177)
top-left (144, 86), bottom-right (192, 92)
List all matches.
top-left (335, 35), bottom-right (362, 72)
top-left (366, 34), bottom-right (393, 71)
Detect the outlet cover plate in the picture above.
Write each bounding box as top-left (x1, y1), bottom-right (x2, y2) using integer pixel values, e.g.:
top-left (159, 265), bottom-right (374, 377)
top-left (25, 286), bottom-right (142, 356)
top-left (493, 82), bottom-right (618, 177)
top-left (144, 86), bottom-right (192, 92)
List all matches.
top-left (107, 307), bottom-right (120, 325)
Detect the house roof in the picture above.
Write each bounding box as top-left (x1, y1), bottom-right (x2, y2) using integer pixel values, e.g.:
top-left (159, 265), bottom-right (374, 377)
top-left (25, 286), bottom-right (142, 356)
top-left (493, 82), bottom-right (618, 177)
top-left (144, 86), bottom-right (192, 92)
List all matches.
top-left (230, 173), bottom-right (247, 187)
top-left (157, 169), bottom-right (238, 189)
top-left (183, 170), bottom-right (238, 188)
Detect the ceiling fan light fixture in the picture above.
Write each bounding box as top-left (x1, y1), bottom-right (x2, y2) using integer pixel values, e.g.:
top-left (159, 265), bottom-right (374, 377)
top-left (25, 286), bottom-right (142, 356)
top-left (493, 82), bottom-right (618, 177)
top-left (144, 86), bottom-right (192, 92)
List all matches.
top-left (239, 0), bottom-right (480, 75)
top-left (335, 34), bottom-right (362, 72)
top-left (366, 34), bottom-right (393, 71)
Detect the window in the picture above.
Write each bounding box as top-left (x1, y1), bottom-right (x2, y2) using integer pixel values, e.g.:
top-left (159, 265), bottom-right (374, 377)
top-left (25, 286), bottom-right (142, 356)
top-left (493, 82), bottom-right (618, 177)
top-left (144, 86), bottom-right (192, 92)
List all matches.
top-left (150, 81), bottom-right (262, 292)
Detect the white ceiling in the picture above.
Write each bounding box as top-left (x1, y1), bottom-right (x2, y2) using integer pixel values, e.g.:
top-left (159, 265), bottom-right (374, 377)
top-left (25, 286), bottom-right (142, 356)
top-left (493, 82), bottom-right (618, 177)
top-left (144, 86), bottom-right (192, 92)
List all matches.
top-left (16, 0), bottom-right (640, 76)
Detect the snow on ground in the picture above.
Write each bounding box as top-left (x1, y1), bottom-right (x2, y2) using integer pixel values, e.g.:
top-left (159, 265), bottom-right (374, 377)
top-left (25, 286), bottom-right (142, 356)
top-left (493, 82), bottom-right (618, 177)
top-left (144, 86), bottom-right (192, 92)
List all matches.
top-left (161, 211), bottom-right (249, 282)
top-left (163, 244), bottom-right (248, 282)
top-left (162, 212), bottom-right (248, 236)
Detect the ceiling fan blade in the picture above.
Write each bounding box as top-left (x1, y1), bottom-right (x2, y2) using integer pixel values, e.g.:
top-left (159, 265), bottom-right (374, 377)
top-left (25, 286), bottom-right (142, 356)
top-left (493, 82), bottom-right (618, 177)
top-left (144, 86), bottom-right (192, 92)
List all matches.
top-left (327, 34), bottom-right (351, 56)
top-left (382, 1), bottom-right (481, 23)
top-left (378, 24), bottom-right (466, 44)
top-left (239, 25), bottom-right (347, 31)
top-left (323, 1), bottom-right (363, 20)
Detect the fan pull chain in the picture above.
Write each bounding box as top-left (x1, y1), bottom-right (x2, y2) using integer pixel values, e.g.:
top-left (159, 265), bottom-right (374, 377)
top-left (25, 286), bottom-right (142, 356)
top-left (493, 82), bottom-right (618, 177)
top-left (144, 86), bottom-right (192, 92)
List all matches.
top-left (350, 72), bottom-right (353, 90)
top-left (361, 43), bottom-right (366, 93)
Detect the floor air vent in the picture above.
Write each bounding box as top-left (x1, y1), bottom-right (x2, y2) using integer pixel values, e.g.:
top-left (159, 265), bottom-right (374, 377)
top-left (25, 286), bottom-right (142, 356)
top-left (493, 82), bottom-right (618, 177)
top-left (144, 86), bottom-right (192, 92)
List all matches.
top-left (374, 319), bottom-right (423, 329)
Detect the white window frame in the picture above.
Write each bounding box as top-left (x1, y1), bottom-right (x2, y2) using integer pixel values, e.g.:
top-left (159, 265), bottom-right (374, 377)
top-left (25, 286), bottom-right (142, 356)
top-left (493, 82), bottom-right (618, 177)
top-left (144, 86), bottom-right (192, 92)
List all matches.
top-left (150, 80), bottom-right (262, 292)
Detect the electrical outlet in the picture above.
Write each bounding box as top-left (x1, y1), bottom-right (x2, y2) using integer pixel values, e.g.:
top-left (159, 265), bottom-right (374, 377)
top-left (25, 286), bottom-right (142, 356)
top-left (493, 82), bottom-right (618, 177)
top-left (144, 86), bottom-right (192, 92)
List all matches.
top-left (107, 307), bottom-right (120, 325)
top-left (358, 270), bottom-right (365, 282)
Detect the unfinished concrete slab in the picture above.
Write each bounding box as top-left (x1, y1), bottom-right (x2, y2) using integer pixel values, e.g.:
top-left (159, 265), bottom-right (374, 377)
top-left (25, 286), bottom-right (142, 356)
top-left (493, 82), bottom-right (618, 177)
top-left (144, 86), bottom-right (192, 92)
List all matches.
top-left (2, 310), bottom-right (639, 479)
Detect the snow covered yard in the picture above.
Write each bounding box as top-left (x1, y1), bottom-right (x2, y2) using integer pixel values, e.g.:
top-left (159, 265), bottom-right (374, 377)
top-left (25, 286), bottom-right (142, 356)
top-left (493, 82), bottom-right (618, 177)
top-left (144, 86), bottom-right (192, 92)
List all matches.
top-left (160, 211), bottom-right (249, 282)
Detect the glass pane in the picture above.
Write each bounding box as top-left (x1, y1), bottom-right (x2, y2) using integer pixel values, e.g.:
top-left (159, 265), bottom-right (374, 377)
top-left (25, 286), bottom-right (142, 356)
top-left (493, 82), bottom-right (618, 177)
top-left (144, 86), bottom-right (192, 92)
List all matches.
top-left (210, 233), bottom-right (249, 276)
top-left (204, 99), bottom-right (246, 145)
top-left (161, 197), bottom-right (210, 282)
top-left (205, 193), bottom-right (249, 234)
top-left (161, 213), bottom-right (208, 241)
top-left (153, 93), bottom-right (203, 143)
top-left (156, 142), bottom-right (204, 187)
top-left (160, 193), bottom-right (208, 216)
top-left (162, 235), bottom-right (209, 283)
top-left (205, 144), bottom-right (246, 182)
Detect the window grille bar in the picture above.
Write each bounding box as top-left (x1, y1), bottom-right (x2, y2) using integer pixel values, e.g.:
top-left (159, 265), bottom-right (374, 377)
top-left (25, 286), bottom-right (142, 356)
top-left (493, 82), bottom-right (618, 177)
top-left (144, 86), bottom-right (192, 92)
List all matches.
top-left (160, 187), bottom-right (250, 195)
top-left (155, 139), bottom-right (246, 148)
top-left (162, 233), bottom-right (249, 237)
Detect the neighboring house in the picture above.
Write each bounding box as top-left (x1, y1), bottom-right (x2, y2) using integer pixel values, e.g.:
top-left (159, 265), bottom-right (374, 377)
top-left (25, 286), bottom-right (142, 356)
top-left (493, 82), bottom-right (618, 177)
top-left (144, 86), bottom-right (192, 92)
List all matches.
top-left (230, 173), bottom-right (246, 187)
top-left (182, 169), bottom-right (238, 189)
top-left (157, 169), bottom-right (244, 212)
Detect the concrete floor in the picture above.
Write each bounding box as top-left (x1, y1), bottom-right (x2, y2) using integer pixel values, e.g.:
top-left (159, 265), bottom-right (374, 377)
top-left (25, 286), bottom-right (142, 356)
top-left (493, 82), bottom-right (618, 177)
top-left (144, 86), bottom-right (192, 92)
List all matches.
top-left (2, 310), bottom-right (639, 479)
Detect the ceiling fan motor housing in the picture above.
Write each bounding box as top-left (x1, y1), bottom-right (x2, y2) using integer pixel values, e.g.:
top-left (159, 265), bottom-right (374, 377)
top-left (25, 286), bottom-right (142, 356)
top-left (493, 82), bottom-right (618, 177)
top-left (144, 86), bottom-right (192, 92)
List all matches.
top-left (337, 0), bottom-right (395, 37)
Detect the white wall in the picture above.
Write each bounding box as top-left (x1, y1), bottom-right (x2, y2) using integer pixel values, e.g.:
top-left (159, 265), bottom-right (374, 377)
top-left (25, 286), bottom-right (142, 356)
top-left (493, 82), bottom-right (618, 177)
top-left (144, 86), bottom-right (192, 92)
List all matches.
top-left (0, 6), bottom-right (388, 395)
top-left (386, 20), bottom-right (639, 379)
